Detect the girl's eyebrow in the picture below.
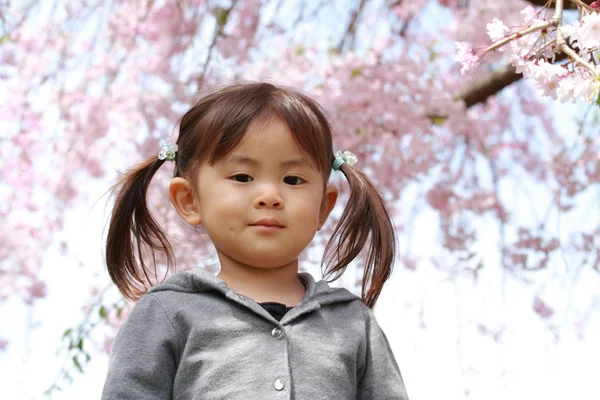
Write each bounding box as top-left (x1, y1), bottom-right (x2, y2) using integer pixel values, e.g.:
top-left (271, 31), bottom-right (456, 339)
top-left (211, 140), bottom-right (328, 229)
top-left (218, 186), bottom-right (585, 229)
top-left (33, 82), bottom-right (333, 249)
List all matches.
top-left (226, 155), bottom-right (313, 169)
top-left (281, 158), bottom-right (313, 169)
top-left (226, 155), bottom-right (259, 166)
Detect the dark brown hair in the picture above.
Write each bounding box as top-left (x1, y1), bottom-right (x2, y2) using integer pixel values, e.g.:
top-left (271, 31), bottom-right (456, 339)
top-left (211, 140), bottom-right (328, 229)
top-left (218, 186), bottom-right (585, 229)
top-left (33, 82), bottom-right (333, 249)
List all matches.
top-left (106, 83), bottom-right (396, 308)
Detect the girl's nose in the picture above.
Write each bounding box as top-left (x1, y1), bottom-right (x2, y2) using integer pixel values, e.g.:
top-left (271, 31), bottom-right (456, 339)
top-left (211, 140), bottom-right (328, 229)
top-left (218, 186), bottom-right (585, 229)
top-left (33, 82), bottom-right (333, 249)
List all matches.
top-left (254, 185), bottom-right (284, 209)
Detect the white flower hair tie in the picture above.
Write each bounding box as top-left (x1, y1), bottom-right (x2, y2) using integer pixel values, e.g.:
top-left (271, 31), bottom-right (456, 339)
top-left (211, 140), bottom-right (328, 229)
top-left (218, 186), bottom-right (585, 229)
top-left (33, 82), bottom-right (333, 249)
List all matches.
top-left (332, 150), bottom-right (358, 171)
top-left (158, 142), bottom-right (178, 162)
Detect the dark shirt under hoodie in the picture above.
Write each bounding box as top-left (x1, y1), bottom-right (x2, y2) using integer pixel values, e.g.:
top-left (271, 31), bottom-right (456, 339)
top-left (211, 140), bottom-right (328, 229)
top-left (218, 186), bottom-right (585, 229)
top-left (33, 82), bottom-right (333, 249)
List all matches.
top-left (260, 301), bottom-right (293, 322)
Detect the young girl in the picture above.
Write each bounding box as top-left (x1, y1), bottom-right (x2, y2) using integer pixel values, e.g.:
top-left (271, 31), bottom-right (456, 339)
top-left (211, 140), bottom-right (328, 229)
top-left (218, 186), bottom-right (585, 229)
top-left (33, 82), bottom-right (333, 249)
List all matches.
top-left (102, 83), bottom-right (409, 399)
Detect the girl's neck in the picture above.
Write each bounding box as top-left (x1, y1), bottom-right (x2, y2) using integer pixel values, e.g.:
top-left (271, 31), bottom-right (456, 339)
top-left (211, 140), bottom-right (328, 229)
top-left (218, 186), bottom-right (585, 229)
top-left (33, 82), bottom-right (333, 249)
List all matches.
top-left (216, 252), bottom-right (305, 306)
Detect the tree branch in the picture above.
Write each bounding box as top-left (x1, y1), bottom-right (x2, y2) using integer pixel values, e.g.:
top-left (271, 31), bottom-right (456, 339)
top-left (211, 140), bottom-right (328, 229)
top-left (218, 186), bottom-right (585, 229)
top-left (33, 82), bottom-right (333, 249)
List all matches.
top-left (457, 52), bottom-right (569, 108)
top-left (526, 0), bottom-right (595, 9)
top-left (337, 0), bottom-right (368, 51)
top-left (456, 65), bottom-right (523, 108)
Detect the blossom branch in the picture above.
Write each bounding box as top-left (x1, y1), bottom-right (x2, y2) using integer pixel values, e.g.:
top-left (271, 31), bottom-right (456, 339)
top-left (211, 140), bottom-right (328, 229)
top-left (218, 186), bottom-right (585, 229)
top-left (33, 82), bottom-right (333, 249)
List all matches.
top-left (568, 0), bottom-right (596, 12)
top-left (553, 0), bottom-right (599, 74)
top-left (482, 20), bottom-right (556, 57)
top-left (554, 0), bottom-right (566, 18)
top-left (527, 0), bottom-right (595, 9)
top-left (557, 39), bottom-right (598, 72)
top-left (456, 0), bottom-right (600, 104)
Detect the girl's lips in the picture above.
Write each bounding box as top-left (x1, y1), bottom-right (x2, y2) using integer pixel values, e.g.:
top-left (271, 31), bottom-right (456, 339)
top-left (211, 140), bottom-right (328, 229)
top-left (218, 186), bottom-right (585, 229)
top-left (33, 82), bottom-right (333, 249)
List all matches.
top-left (250, 224), bottom-right (284, 235)
top-left (251, 225), bottom-right (283, 230)
top-left (250, 218), bottom-right (284, 234)
top-left (250, 217), bottom-right (284, 227)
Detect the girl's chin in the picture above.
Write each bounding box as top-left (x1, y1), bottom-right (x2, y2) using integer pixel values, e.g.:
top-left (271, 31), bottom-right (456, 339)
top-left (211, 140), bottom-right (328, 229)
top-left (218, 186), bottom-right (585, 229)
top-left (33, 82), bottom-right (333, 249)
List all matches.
top-left (216, 251), bottom-right (300, 270)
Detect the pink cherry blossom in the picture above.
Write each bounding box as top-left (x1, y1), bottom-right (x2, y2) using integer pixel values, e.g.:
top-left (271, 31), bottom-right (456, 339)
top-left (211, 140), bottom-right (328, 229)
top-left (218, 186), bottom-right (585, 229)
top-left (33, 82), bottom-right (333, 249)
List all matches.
top-left (521, 5), bottom-right (543, 24)
top-left (487, 18), bottom-right (510, 41)
top-left (533, 297), bottom-right (554, 319)
top-left (557, 72), bottom-right (595, 102)
top-left (578, 12), bottom-right (600, 50)
top-left (427, 187), bottom-right (456, 213)
top-left (454, 42), bottom-right (479, 74)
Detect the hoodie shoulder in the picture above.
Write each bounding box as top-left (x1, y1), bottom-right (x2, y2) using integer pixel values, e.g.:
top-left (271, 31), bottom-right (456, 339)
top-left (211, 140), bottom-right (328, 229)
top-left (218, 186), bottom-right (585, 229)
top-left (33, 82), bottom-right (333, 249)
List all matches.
top-left (148, 268), bottom-right (227, 295)
top-left (302, 273), bottom-right (361, 306)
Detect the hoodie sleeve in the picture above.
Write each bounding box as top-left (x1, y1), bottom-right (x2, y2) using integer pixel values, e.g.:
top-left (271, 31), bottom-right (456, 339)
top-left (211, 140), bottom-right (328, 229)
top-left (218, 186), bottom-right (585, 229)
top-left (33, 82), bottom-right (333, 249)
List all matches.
top-left (357, 307), bottom-right (409, 400)
top-left (101, 294), bottom-right (180, 400)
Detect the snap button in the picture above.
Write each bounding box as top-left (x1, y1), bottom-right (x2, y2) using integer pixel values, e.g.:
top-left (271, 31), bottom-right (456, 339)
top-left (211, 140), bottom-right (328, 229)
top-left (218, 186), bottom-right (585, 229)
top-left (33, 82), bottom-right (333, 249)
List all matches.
top-left (234, 293), bottom-right (245, 300)
top-left (271, 327), bottom-right (282, 338)
top-left (273, 378), bottom-right (285, 391)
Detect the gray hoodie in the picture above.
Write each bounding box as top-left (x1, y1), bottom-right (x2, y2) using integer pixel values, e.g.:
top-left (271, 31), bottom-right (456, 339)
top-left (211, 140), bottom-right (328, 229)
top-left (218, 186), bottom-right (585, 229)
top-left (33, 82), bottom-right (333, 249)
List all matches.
top-left (101, 268), bottom-right (409, 399)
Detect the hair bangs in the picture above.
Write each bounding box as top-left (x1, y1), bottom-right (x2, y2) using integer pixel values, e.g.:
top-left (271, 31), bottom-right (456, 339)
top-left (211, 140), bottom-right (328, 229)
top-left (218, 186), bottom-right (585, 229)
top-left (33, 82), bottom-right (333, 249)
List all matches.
top-left (180, 84), bottom-right (333, 179)
top-left (269, 88), bottom-right (333, 177)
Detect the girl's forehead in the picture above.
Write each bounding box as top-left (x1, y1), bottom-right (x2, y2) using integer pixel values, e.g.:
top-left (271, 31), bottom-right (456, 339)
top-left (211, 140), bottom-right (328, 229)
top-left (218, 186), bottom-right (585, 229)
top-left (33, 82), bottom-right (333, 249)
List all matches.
top-left (223, 117), bottom-right (316, 166)
top-left (223, 147), bottom-right (317, 172)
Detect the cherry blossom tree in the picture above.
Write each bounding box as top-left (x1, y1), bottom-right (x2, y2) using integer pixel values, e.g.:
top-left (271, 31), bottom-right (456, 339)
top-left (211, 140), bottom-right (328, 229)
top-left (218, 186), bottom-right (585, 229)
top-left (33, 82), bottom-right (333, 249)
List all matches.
top-left (1, 0), bottom-right (598, 396)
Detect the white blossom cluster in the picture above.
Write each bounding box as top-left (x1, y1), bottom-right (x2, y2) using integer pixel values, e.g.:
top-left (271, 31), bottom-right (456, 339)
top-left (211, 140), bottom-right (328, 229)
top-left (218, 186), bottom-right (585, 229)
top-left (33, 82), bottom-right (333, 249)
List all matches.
top-left (457, 5), bottom-right (600, 104)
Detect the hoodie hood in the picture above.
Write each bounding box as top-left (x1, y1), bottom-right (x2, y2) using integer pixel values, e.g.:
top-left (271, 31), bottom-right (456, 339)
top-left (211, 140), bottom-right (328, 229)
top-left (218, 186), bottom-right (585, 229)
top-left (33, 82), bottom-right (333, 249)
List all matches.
top-left (148, 267), bottom-right (360, 325)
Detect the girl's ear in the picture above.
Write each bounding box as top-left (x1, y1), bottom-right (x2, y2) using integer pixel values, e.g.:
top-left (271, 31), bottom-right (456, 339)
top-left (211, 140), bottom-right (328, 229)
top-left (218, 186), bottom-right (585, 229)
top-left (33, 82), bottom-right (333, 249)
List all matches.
top-left (169, 177), bottom-right (202, 225)
top-left (318, 185), bottom-right (338, 230)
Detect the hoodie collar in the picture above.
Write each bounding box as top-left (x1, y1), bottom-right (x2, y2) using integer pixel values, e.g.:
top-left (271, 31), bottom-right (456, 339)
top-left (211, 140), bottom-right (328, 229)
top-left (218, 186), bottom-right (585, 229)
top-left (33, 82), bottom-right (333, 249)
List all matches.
top-left (148, 267), bottom-right (359, 325)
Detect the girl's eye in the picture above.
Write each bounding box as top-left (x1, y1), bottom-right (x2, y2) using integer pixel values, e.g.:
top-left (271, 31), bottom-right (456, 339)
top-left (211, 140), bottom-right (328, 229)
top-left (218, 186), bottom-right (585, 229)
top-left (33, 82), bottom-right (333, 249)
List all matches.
top-left (284, 176), bottom-right (305, 185)
top-left (231, 174), bottom-right (253, 183)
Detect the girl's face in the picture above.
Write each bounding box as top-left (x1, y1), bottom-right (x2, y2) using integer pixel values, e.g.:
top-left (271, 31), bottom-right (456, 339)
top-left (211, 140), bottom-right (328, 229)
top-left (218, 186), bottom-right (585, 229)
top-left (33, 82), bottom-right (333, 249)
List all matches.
top-left (170, 116), bottom-right (338, 271)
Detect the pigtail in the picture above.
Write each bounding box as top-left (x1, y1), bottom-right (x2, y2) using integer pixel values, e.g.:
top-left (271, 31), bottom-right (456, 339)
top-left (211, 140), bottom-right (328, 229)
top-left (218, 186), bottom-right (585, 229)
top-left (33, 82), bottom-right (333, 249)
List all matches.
top-left (105, 156), bottom-right (174, 301)
top-left (323, 163), bottom-right (396, 309)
